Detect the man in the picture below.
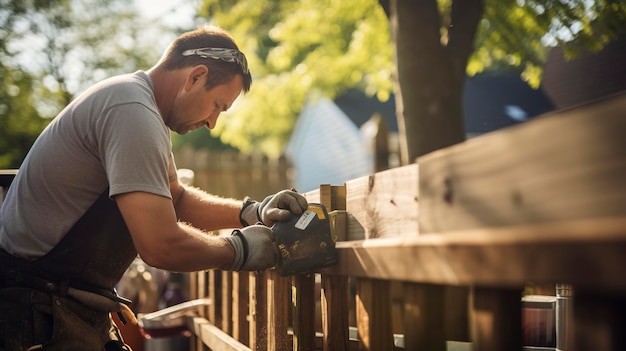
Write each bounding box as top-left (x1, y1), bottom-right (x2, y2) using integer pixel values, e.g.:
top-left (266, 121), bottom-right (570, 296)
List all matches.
top-left (0, 25), bottom-right (307, 350)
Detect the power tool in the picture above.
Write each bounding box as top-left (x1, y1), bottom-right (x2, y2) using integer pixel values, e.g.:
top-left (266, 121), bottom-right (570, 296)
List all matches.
top-left (272, 203), bottom-right (337, 276)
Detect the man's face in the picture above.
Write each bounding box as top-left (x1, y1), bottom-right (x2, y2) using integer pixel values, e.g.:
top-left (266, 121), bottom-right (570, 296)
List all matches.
top-left (168, 73), bottom-right (243, 135)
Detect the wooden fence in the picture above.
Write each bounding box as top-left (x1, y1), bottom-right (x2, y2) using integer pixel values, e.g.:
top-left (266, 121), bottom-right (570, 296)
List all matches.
top-left (184, 91), bottom-right (626, 351)
top-left (172, 112), bottom-right (399, 201)
top-left (174, 148), bottom-right (292, 201)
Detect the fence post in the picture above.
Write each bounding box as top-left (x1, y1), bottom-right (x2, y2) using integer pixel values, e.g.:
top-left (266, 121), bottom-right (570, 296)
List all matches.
top-left (318, 184), bottom-right (351, 351)
top-left (473, 287), bottom-right (523, 351)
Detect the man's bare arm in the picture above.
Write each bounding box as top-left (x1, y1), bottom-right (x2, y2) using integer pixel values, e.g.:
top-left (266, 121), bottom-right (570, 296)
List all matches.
top-left (170, 177), bottom-right (243, 231)
top-left (115, 190), bottom-right (235, 272)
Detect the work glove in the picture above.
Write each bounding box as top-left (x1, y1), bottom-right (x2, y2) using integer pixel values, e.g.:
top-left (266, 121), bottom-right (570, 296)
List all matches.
top-left (239, 189), bottom-right (308, 227)
top-left (224, 225), bottom-right (279, 271)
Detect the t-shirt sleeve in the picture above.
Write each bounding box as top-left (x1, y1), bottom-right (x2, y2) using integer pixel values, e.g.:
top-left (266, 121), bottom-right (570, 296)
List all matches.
top-left (97, 102), bottom-right (172, 199)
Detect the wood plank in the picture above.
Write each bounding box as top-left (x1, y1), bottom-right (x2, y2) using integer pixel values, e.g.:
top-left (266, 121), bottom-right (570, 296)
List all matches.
top-left (403, 283), bottom-right (446, 351)
top-left (267, 270), bottom-right (291, 351)
top-left (190, 271), bottom-right (204, 351)
top-left (292, 274), bottom-right (317, 351)
top-left (198, 271), bottom-right (210, 324)
top-left (320, 184), bottom-right (347, 211)
top-left (190, 317), bottom-right (253, 351)
top-left (321, 275), bottom-right (350, 351)
top-left (248, 273), bottom-right (258, 350)
top-left (232, 271), bottom-right (250, 346)
top-left (187, 315), bottom-right (207, 350)
top-left (472, 287), bottom-right (523, 351)
top-left (573, 290), bottom-right (626, 351)
top-left (444, 286), bottom-right (470, 342)
top-left (209, 270), bottom-right (221, 325)
top-left (319, 184), bottom-right (351, 351)
top-left (221, 271), bottom-right (233, 333)
top-left (304, 189), bottom-right (321, 204)
top-left (189, 272), bottom-right (199, 300)
top-left (345, 164), bottom-right (419, 240)
top-left (278, 155), bottom-right (290, 191)
top-left (251, 271), bottom-right (268, 351)
top-left (355, 278), bottom-right (394, 351)
top-left (318, 216), bottom-right (626, 288)
top-left (419, 92), bottom-right (626, 233)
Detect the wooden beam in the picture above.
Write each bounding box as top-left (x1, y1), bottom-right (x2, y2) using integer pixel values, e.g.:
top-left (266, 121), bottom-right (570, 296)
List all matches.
top-left (304, 189), bottom-right (321, 204)
top-left (472, 287), bottom-right (523, 351)
top-left (320, 184), bottom-right (347, 211)
top-left (250, 272), bottom-right (268, 351)
top-left (232, 271), bottom-right (249, 345)
top-left (222, 271), bottom-right (233, 334)
top-left (573, 290), bottom-right (626, 351)
top-left (403, 283), bottom-right (446, 351)
top-left (319, 216), bottom-right (626, 289)
top-left (209, 270), bottom-right (222, 325)
top-left (292, 274), bottom-right (316, 351)
top-left (345, 164), bottom-right (419, 240)
top-left (419, 92), bottom-right (626, 233)
top-left (188, 316), bottom-right (253, 351)
top-left (321, 275), bottom-right (350, 351)
top-left (356, 278), bottom-right (394, 351)
top-left (267, 271), bottom-right (291, 351)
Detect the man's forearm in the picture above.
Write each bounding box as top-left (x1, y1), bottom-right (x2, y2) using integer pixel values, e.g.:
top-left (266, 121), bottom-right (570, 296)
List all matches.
top-left (174, 185), bottom-right (243, 231)
top-left (140, 221), bottom-right (236, 272)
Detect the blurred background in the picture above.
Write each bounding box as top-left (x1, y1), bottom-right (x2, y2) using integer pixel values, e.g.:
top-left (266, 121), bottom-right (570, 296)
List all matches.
top-left (2, 0), bottom-right (625, 197)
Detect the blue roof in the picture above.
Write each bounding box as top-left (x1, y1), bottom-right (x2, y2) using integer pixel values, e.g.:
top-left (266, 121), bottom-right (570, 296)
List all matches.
top-left (334, 74), bottom-right (555, 135)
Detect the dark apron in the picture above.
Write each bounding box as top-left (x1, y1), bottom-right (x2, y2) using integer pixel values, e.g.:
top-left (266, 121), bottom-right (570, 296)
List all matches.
top-left (0, 190), bottom-right (138, 350)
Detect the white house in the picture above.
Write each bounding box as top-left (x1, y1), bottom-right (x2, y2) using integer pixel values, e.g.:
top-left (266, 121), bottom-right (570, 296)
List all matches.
top-left (285, 96), bottom-right (373, 193)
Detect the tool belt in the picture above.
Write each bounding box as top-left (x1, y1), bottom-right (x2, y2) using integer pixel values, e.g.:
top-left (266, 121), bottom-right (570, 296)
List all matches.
top-left (0, 253), bottom-right (130, 313)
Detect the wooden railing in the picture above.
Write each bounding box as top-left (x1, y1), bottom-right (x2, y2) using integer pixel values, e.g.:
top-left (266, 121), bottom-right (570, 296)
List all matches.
top-left (186, 92), bottom-right (626, 351)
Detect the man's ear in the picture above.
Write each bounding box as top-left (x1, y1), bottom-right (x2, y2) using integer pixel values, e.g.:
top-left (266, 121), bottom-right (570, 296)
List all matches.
top-left (185, 65), bottom-right (208, 90)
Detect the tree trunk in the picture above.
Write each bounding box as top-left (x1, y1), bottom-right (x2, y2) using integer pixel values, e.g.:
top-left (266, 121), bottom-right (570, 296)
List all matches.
top-left (388, 0), bottom-right (484, 163)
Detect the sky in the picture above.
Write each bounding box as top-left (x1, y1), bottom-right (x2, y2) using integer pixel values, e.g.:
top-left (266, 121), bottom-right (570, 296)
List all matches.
top-left (134, 0), bottom-right (197, 26)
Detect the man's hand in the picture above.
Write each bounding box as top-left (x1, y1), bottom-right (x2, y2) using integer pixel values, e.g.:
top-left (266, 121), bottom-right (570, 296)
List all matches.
top-left (224, 225), bottom-right (278, 271)
top-left (240, 189), bottom-right (308, 227)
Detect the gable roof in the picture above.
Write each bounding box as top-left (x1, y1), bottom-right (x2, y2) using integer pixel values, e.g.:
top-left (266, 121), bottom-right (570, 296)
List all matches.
top-left (463, 74), bottom-right (555, 134)
top-left (333, 73), bottom-right (555, 136)
top-left (285, 96), bottom-right (372, 192)
top-left (334, 90), bottom-right (398, 132)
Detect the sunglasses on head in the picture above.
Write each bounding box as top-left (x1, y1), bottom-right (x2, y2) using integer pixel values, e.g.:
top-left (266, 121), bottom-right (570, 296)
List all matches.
top-left (182, 47), bottom-right (249, 75)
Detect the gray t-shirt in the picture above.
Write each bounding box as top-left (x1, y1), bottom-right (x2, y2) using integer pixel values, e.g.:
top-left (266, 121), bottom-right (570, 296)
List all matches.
top-left (0, 71), bottom-right (176, 259)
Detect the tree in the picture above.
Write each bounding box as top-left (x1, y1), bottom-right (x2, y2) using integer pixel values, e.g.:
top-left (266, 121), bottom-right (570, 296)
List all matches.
top-left (3, 0), bottom-right (165, 114)
top-left (383, 0), bottom-right (626, 162)
top-left (199, 0), bottom-right (393, 157)
top-left (0, 0), bottom-right (174, 167)
top-left (0, 64), bottom-right (48, 168)
top-left (199, 0), bottom-right (626, 162)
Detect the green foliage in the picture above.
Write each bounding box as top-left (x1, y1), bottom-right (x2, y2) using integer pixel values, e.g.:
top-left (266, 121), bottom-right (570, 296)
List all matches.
top-left (469, 0), bottom-right (626, 87)
top-left (3, 0), bottom-right (624, 162)
top-left (0, 0), bottom-right (179, 167)
top-left (2, 0), bottom-right (168, 115)
top-left (200, 0), bottom-right (393, 157)
top-left (0, 65), bottom-right (50, 168)
top-left (202, 0), bottom-right (626, 156)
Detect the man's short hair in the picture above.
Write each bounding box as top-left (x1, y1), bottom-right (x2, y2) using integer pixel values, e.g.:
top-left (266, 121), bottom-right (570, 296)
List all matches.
top-left (161, 25), bottom-right (252, 93)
